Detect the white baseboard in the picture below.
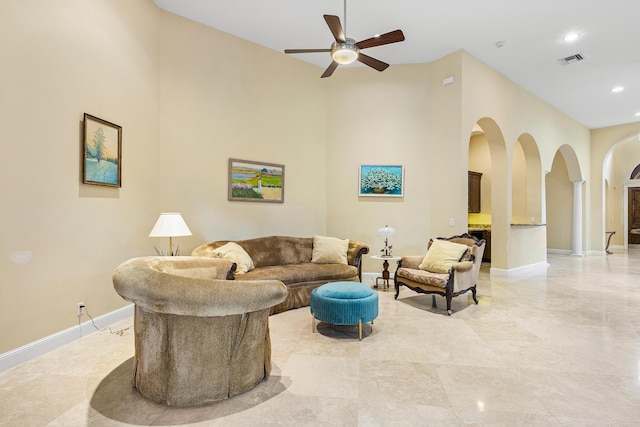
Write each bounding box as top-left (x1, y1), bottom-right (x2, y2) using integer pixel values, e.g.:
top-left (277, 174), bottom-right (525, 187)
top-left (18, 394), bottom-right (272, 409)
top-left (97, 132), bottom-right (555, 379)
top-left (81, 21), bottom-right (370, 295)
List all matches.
top-left (361, 272), bottom-right (378, 286)
top-left (490, 261), bottom-right (549, 277)
top-left (0, 304), bottom-right (134, 373)
top-left (547, 248), bottom-right (572, 255)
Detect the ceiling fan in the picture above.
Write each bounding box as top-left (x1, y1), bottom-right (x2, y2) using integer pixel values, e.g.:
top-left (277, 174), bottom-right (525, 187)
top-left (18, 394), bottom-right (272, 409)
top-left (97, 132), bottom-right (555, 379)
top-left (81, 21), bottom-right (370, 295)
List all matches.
top-left (284, 1), bottom-right (405, 78)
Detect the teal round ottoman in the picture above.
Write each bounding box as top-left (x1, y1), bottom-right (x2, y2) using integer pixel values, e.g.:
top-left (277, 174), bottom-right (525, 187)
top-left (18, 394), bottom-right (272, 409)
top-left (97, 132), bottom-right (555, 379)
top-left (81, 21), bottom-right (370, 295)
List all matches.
top-left (310, 281), bottom-right (378, 340)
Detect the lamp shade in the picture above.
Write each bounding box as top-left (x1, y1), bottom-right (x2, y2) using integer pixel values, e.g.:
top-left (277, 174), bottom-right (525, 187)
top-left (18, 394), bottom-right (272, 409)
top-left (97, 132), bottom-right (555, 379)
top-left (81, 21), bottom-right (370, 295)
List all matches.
top-left (149, 213), bottom-right (192, 237)
top-left (377, 225), bottom-right (396, 238)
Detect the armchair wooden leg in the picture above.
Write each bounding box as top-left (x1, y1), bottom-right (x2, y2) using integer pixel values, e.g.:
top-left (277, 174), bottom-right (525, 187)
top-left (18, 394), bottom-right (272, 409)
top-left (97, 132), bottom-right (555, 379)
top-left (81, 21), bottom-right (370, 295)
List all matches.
top-left (471, 286), bottom-right (479, 304)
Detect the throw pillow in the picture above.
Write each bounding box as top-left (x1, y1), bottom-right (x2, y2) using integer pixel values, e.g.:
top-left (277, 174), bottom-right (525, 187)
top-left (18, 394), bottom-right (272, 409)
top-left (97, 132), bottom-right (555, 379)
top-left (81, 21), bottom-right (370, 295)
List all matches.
top-left (311, 235), bottom-right (349, 265)
top-left (419, 239), bottom-right (469, 273)
top-left (212, 242), bottom-right (254, 274)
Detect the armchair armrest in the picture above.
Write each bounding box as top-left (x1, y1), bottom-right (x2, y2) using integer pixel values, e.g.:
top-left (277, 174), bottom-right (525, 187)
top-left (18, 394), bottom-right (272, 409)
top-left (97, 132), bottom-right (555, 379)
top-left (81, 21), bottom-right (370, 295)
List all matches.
top-left (453, 261), bottom-right (473, 272)
top-left (399, 256), bottom-right (423, 269)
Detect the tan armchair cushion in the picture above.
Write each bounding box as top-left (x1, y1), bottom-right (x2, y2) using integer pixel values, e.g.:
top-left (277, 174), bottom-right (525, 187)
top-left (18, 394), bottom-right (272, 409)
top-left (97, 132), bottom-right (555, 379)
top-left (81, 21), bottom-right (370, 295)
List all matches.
top-left (396, 267), bottom-right (449, 288)
top-left (419, 239), bottom-right (469, 273)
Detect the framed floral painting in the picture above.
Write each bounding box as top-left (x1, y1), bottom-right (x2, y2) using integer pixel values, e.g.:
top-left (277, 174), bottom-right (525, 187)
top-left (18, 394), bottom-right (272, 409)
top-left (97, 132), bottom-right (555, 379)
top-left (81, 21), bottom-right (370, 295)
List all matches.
top-left (359, 165), bottom-right (404, 197)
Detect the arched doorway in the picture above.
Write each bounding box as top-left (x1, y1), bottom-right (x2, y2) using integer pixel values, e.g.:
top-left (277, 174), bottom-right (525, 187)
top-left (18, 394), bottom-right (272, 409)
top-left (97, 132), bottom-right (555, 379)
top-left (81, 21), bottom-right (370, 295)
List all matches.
top-left (603, 133), bottom-right (640, 249)
top-left (468, 118), bottom-right (507, 270)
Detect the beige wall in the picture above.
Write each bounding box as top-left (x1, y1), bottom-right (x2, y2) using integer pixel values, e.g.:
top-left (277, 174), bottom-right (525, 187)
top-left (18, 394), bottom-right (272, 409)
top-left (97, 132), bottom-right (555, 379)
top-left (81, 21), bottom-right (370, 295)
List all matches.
top-left (459, 52), bottom-right (589, 269)
top-left (157, 12), bottom-right (328, 248)
top-left (0, 0), bottom-right (162, 352)
top-left (3, 0), bottom-right (637, 356)
top-left (0, 1), bottom-right (327, 353)
top-left (324, 64), bottom-right (431, 271)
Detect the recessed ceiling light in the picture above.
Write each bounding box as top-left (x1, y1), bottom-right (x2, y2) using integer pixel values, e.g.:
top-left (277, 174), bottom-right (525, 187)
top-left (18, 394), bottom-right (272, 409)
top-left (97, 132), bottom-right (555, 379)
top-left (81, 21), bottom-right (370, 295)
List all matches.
top-left (635, 112), bottom-right (640, 117)
top-left (611, 86), bottom-right (624, 93)
top-left (563, 32), bottom-right (580, 42)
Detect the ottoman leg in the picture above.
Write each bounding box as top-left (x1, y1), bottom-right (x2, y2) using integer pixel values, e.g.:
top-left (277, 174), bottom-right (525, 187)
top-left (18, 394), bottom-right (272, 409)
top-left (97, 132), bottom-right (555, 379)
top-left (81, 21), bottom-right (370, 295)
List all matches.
top-left (358, 319), bottom-right (362, 341)
top-left (311, 313), bottom-right (316, 333)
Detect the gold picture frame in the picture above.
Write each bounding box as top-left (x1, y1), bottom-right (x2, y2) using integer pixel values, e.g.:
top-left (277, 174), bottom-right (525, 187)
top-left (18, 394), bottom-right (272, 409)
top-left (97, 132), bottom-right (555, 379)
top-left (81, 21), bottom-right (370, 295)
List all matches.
top-left (228, 158), bottom-right (284, 203)
top-left (82, 113), bottom-right (122, 187)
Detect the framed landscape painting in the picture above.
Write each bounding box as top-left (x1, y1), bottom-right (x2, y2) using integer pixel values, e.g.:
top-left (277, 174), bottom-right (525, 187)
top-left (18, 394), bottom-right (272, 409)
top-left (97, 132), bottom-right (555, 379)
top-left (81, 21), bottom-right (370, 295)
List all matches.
top-left (228, 158), bottom-right (285, 203)
top-left (359, 165), bottom-right (404, 197)
top-left (82, 113), bottom-right (122, 187)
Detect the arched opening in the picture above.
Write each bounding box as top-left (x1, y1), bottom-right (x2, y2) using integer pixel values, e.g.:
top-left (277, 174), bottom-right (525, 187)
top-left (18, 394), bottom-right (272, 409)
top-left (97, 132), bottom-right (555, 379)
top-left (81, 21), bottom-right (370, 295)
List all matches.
top-left (546, 145), bottom-right (583, 254)
top-left (468, 117), bottom-right (507, 269)
top-left (511, 134), bottom-right (542, 224)
top-left (602, 133), bottom-right (640, 249)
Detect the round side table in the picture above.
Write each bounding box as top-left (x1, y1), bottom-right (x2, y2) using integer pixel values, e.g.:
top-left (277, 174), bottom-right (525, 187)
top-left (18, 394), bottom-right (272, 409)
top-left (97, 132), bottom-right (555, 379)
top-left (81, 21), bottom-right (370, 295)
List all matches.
top-left (371, 255), bottom-right (401, 291)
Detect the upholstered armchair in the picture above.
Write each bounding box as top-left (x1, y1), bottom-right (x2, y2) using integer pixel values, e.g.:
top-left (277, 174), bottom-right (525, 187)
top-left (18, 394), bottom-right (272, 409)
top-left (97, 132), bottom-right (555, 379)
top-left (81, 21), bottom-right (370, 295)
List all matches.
top-left (394, 234), bottom-right (485, 315)
top-left (112, 256), bottom-right (288, 406)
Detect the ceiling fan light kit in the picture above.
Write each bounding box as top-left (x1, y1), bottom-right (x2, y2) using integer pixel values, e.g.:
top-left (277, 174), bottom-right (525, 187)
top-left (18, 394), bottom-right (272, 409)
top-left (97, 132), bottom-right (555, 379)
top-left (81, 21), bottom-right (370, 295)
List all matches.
top-left (284, 1), bottom-right (405, 78)
top-left (331, 39), bottom-right (359, 64)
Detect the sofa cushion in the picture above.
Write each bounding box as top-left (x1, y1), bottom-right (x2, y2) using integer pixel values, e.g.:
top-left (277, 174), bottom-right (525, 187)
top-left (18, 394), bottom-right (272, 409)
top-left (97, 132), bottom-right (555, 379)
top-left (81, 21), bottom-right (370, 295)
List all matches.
top-left (311, 235), bottom-right (349, 265)
top-left (211, 242), bottom-right (254, 274)
top-left (236, 263), bottom-right (357, 285)
top-left (419, 239), bottom-right (469, 274)
top-left (396, 267), bottom-right (449, 288)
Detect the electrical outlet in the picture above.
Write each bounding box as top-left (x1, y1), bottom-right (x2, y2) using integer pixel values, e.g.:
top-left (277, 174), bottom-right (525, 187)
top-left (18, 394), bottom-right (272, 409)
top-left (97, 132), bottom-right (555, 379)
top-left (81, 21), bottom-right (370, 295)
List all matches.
top-left (77, 302), bottom-right (85, 316)
top-left (449, 218), bottom-right (455, 227)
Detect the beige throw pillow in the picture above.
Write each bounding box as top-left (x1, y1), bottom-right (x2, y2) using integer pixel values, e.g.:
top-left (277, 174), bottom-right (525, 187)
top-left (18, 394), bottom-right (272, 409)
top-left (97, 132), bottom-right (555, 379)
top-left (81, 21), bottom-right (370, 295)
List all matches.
top-left (419, 239), bottom-right (469, 273)
top-left (212, 242), bottom-right (254, 274)
top-left (311, 235), bottom-right (349, 265)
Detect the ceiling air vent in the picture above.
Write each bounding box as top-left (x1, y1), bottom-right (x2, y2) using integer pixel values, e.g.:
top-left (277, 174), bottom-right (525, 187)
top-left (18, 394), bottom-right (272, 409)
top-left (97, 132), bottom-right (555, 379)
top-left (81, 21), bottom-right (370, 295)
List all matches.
top-left (558, 53), bottom-right (585, 66)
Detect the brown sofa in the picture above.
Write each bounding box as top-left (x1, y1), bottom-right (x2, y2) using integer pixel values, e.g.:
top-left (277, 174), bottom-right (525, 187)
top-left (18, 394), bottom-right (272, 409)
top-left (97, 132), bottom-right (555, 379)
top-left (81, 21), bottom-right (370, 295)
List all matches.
top-left (192, 236), bottom-right (369, 314)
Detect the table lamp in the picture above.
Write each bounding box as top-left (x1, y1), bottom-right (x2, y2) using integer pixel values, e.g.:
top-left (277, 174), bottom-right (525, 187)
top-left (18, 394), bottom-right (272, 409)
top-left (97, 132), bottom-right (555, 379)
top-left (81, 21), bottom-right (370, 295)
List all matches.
top-left (149, 213), bottom-right (192, 256)
top-left (377, 225), bottom-right (396, 257)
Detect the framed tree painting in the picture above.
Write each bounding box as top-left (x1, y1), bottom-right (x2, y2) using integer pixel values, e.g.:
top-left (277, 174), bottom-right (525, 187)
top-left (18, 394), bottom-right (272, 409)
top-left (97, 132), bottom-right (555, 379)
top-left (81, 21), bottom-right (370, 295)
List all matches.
top-left (359, 165), bottom-right (404, 197)
top-left (82, 113), bottom-right (122, 187)
top-left (228, 158), bottom-right (285, 203)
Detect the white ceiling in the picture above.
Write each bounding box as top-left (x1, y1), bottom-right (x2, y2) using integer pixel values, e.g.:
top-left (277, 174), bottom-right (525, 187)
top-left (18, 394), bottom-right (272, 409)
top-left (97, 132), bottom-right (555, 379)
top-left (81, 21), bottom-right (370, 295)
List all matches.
top-left (153, 0), bottom-right (640, 130)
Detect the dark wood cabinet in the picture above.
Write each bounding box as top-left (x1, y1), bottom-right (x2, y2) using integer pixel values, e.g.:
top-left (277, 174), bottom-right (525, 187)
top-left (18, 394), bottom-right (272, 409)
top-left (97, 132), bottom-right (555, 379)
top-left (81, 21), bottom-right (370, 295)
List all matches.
top-left (469, 229), bottom-right (491, 262)
top-left (468, 171), bottom-right (482, 213)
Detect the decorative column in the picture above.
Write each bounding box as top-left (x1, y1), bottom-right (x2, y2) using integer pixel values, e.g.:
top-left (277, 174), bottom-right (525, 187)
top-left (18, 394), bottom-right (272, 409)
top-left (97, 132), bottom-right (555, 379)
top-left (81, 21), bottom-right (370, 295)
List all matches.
top-left (572, 180), bottom-right (584, 256)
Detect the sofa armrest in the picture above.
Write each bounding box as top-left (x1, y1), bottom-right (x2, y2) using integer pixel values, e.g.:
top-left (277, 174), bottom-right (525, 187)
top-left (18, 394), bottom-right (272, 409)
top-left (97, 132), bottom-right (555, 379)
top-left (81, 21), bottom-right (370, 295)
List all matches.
top-left (348, 239), bottom-right (370, 280)
top-left (113, 257), bottom-right (288, 317)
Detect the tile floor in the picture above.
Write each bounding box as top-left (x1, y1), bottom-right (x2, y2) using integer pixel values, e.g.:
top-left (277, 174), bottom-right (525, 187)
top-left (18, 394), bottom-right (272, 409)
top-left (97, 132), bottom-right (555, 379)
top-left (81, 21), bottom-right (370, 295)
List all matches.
top-left (1, 251), bottom-right (639, 426)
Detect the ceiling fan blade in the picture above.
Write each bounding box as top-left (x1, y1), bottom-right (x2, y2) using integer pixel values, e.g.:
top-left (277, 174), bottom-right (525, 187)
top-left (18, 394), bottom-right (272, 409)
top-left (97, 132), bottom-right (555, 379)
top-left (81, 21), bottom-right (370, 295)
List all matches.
top-left (324, 15), bottom-right (346, 43)
top-left (356, 29), bottom-right (405, 50)
top-left (321, 61), bottom-right (339, 78)
top-left (357, 53), bottom-right (389, 72)
top-left (285, 49), bottom-right (331, 54)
